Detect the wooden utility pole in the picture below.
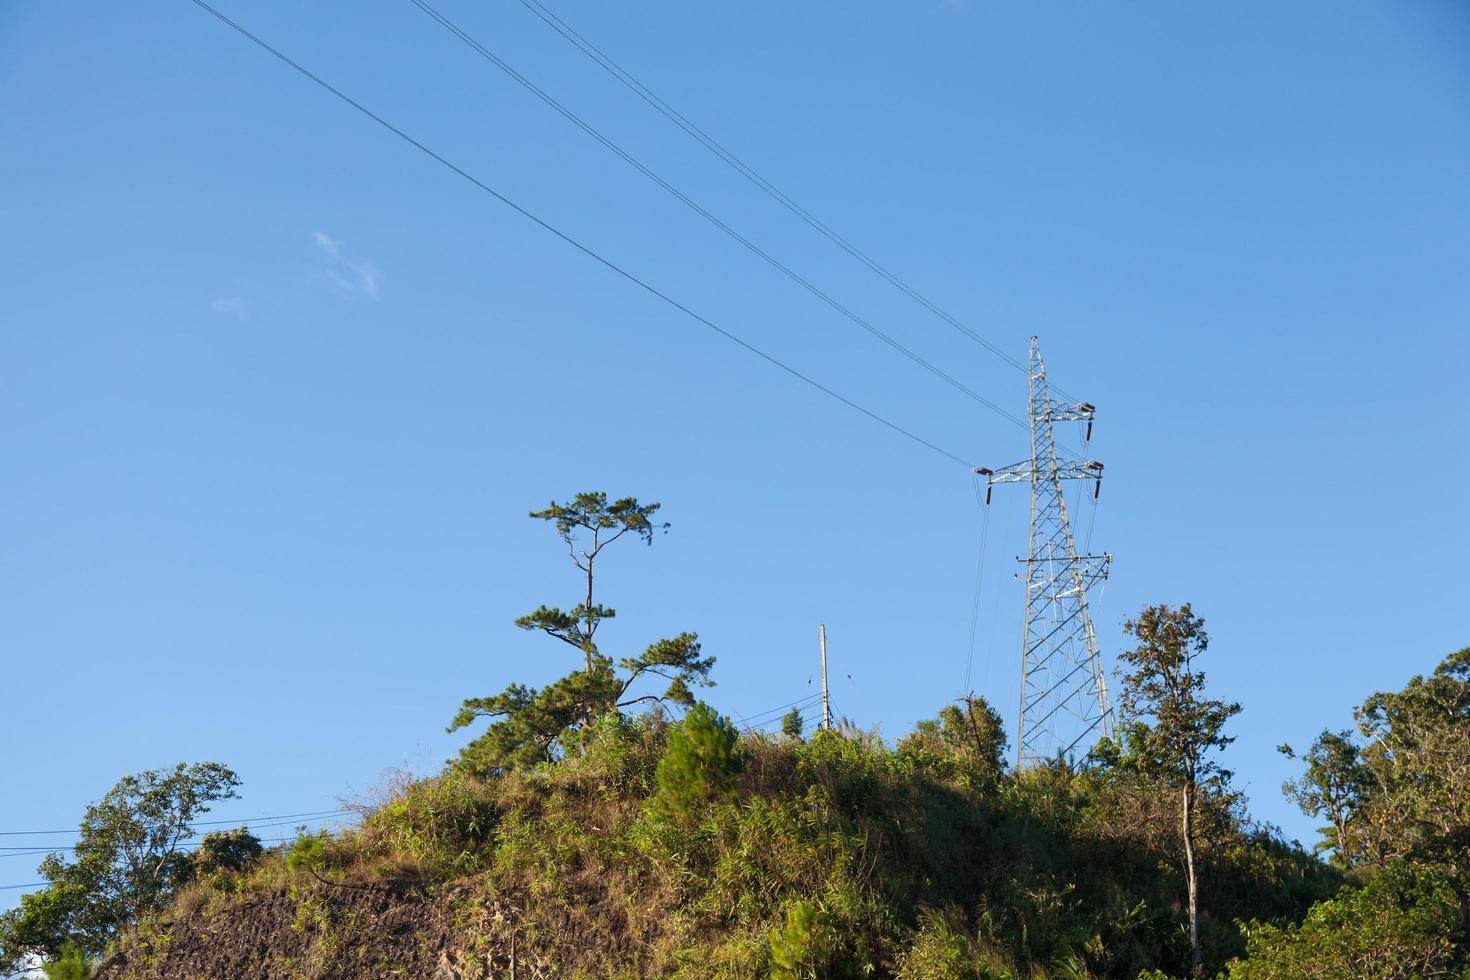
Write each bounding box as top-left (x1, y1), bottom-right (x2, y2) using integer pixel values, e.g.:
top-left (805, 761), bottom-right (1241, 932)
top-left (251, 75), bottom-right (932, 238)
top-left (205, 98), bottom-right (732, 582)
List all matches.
top-left (819, 624), bottom-right (831, 730)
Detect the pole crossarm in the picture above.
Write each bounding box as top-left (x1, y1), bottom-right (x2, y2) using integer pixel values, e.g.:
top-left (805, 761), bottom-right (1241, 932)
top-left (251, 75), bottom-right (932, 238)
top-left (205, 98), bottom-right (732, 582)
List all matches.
top-left (981, 337), bottom-right (1116, 770)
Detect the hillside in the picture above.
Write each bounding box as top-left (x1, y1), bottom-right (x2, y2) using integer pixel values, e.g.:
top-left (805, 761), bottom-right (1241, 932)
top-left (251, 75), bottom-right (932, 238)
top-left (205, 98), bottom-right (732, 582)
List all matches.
top-left (7, 489), bottom-right (1466, 978)
top-left (90, 712), bottom-right (1334, 979)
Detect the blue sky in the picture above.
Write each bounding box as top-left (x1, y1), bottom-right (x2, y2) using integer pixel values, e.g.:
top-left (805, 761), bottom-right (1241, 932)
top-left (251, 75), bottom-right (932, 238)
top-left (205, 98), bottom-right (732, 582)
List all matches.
top-left (3, 0), bottom-right (1468, 900)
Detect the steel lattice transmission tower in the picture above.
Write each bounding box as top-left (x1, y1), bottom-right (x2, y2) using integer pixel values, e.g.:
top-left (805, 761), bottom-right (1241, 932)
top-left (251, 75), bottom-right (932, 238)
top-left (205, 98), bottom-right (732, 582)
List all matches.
top-left (978, 337), bottom-right (1115, 769)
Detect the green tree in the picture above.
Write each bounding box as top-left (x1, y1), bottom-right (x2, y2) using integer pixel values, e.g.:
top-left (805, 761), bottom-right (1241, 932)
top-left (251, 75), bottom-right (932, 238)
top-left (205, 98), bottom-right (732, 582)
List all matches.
top-left (1352, 647), bottom-right (1470, 875)
top-left (654, 703), bottom-right (742, 823)
top-left (1277, 648), bottom-right (1470, 882)
top-left (897, 696), bottom-right (1007, 779)
top-left (1117, 604), bottom-right (1240, 977)
top-left (1278, 730), bottom-right (1370, 866)
top-left (0, 763), bottom-right (241, 970)
top-left (449, 493), bottom-right (716, 773)
top-left (514, 492), bottom-right (667, 672)
top-left (1226, 861), bottom-right (1462, 979)
top-left (191, 826), bottom-right (264, 886)
top-left (779, 707), bottom-right (805, 741)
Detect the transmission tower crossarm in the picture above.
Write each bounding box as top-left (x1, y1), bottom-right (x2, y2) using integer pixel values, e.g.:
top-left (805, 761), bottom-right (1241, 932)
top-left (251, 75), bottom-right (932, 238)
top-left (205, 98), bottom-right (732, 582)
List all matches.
top-left (1020, 553), bottom-right (1111, 592)
top-left (978, 459), bottom-right (1103, 486)
top-left (1043, 400), bottom-right (1096, 423)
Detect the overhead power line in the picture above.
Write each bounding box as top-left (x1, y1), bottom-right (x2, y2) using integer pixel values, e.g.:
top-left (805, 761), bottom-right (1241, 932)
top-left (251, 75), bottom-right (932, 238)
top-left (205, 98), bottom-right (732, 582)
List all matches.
top-left (186, 0), bottom-right (975, 470)
top-left (0, 818), bottom-right (350, 858)
top-left (1, 835), bottom-right (312, 861)
top-left (0, 809), bottom-right (347, 838)
top-left (510, 0), bottom-right (1078, 404)
top-left (739, 693), bottom-right (822, 729)
top-left (407, 0), bottom-right (1023, 428)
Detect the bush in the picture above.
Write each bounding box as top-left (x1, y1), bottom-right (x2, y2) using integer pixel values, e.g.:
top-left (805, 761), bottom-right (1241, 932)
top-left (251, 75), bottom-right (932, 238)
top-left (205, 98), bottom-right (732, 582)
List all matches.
top-left (893, 909), bottom-right (985, 979)
top-left (654, 703), bottom-right (741, 823)
top-left (283, 829), bottom-right (334, 893)
top-left (768, 899), bottom-right (836, 979)
top-left (896, 697), bottom-right (1008, 782)
top-left (1225, 862), bottom-right (1463, 979)
top-left (191, 827), bottom-right (263, 887)
top-left (43, 943), bottom-right (91, 980)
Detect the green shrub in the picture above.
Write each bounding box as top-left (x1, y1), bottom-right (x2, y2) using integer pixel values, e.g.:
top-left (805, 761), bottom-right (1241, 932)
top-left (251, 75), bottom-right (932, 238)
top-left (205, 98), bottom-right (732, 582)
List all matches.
top-left (654, 703), bottom-right (741, 823)
top-left (284, 829), bottom-right (334, 895)
top-left (894, 910), bottom-right (982, 979)
top-left (780, 708), bottom-right (805, 741)
top-left (896, 697), bottom-right (1008, 782)
top-left (1225, 861), bottom-right (1463, 979)
top-left (191, 827), bottom-right (263, 889)
top-left (43, 942), bottom-right (92, 980)
top-left (768, 899), bottom-right (835, 979)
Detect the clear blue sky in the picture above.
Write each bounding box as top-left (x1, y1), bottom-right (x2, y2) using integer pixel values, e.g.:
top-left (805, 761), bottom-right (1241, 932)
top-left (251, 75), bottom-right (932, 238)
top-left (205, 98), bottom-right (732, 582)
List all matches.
top-left (3, 0), bottom-right (1468, 900)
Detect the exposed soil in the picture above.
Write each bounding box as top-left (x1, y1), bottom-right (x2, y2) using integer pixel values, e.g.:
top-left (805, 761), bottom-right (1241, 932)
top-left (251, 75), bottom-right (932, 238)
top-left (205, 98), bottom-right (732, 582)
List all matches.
top-left (92, 882), bottom-right (551, 980)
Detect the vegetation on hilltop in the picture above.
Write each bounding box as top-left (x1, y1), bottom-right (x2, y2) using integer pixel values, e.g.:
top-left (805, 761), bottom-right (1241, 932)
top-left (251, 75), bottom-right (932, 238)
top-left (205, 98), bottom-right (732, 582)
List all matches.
top-left (87, 711), bottom-right (1330, 978)
top-left (4, 492), bottom-right (1468, 978)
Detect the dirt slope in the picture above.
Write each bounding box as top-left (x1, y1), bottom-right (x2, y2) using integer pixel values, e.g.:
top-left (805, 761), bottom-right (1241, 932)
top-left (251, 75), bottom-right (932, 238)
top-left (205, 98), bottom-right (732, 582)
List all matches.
top-left (92, 882), bottom-right (548, 980)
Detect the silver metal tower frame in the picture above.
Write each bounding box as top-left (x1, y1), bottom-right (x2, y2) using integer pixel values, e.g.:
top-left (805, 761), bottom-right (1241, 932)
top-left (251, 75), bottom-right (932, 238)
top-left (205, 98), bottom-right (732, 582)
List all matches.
top-left (978, 337), bottom-right (1115, 769)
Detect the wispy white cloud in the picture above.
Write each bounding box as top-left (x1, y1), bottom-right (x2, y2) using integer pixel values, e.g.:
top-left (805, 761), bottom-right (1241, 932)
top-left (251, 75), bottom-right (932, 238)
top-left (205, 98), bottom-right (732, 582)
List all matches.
top-left (210, 296), bottom-right (248, 320)
top-left (939, 0), bottom-right (968, 12)
top-left (313, 232), bottom-right (379, 298)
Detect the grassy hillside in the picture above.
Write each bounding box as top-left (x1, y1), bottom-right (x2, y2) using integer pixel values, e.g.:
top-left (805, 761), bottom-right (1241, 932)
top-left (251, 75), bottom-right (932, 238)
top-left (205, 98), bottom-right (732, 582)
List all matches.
top-left (17, 486), bottom-right (1467, 978)
top-left (93, 713), bottom-right (1333, 979)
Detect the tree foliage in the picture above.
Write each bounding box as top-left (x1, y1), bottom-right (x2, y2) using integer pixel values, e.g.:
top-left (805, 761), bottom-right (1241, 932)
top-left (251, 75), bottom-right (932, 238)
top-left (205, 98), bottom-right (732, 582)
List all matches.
top-left (1117, 603), bottom-right (1241, 977)
top-left (0, 763), bottom-right (240, 970)
top-left (896, 696), bottom-right (1007, 780)
top-left (1354, 647), bottom-right (1470, 874)
top-left (191, 827), bottom-right (264, 887)
top-left (1278, 729), bottom-right (1370, 865)
top-left (515, 492), bottom-right (666, 670)
top-left (1279, 647), bottom-right (1470, 876)
top-left (1117, 605), bottom-right (1240, 790)
top-left (1258, 647), bottom-right (1470, 977)
top-left (780, 707), bottom-right (805, 741)
top-left (1226, 861), bottom-right (1463, 979)
top-left (449, 492), bottom-right (714, 774)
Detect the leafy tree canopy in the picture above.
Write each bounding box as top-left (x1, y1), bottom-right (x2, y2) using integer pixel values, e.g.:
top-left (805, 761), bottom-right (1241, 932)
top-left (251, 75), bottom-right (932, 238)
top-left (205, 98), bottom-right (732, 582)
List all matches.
top-left (1281, 647), bottom-right (1470, 877)
top-left (1227, 861), bottom-right (1463, 979)
top-left (1117, 604), bottom-right (1241, 789)
top-left (896, 695), bottom-right (1007, 780)
top-left (0, 762), bottom-right (241, 970)
top-left (780, 707), bottom-right (805, 741)
top-left (1278, 729), bottom-right (1370, 865)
